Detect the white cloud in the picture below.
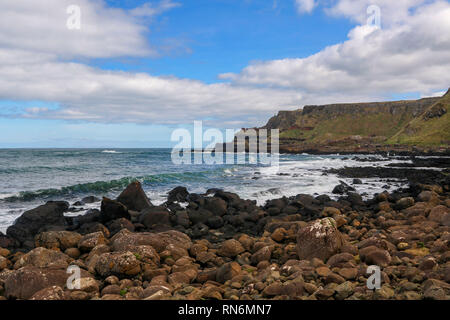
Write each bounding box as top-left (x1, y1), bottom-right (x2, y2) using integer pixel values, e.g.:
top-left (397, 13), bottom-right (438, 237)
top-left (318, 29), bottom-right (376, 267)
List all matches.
top-left (0, 0), bottom-right (180, 59)
top-left (295, 0), bottom-right (317, 14)
top-left (221, 1), bottom-right (450, 99)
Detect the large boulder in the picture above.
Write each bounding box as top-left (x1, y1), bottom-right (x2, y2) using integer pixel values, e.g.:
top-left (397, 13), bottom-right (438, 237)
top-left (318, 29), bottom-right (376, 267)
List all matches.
top-left (139, 207), bottom-right (171, 229)
top-left (116, 181), bottom-right (153, 212)
top-left (14, 247), bottom-right (72, 269)
top-left (217, 239), bottom-right (245, 258)
top-left (4, 266), bottom-right (83, 300)
top-left (6, 201), bottom-right (69, 245)
top-left (94, 251), bottom-right (141, 278)
top-left (296, 218), bottom-right (344, 262)
top-left (100, 197), bottom-right (130, 223)
top-left (428, 205), bottom-right (450, 226)
top-left (110, 229), bottom-right (192, 253)
top-left (167, 186), bottom-right (189, 203)
top-left (34, 231), bottom-right (82, 251)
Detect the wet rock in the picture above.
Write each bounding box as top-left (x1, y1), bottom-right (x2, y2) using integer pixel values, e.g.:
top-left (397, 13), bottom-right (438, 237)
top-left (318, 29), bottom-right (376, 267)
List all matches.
top-left (82, 196), bottom-right (100, 204)
top-left (106, 218), bottom-right (135, 236)
top-left (296, 218), bottom-right (344, 262)
top-left (6, 201), bottom-right (69, 245)
top-left (167, 187), bottom-right (189, 203)
top-left (139, 207), bottom-right (171, 229)
top-left (204, 197), bottom-right (228, 216)
top-left (116, 181), bottom-right (153, 212)
top-left (100, 198), bottom-right (131, 224)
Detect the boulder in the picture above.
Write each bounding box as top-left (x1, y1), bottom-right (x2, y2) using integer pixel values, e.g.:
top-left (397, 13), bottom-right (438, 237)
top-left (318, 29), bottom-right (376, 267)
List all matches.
top-left (217, 239), bottom-right (245, 258)
top-left (100, 198), bottom-right (130, 223)
top-left (34, 231), bottom-right (82, 251)
top-left (6, 201), bottom-right (69, 244)
top-left (111, 229), bottom-right (191, 253)
top-left (4, 266), bottom-right (83, 300)
top-left (95, 251), bottom-right (141, 278)
top-left (106, 218), bottom-right (135, 236)
top-left (167, 186), bottom-right (189, 203)
top-left (30, 285), bottom-right (65, 300)
top-left (78, 231), bottom-right (108, 252)
top-left (359, 246), bottom-right (391, 267)
top-left (139, 207), bottom-right (171, 228)
top-left (116, 181), bottom-right (152, 212)
top-left (14, 247), bottom-right (72, 269)
top-left (216, 262), bottom-right (241, 283)
top-left (296, 218), bottom-right (344, 262)
top-left (428, 205), bottom-right (450, 226)
top-left (204, 197), bottom-right (228, 216)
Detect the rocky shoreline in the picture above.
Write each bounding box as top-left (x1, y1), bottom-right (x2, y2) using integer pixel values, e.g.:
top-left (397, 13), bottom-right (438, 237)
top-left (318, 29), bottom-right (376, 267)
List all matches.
top-left (0, 163), bottom-right (449, 300)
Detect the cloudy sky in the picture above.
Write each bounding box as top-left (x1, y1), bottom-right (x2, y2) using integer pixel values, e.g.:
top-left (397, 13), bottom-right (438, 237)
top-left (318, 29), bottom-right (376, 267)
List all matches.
top-left (0, 0), bottom-right (449, 147)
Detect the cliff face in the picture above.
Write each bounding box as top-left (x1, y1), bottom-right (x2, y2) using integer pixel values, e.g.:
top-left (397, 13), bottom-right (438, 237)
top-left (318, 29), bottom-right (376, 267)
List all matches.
top-left (257, 90), bottom-right (449, 154)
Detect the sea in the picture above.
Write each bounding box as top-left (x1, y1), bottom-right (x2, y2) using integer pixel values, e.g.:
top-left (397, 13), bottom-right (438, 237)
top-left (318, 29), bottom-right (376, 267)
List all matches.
top-left (0, 148), bottom-right (412, 233)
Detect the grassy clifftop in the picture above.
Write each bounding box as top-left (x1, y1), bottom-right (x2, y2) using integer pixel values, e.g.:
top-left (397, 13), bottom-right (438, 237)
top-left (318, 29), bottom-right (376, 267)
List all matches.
top-left (258, 90), bottom-right (449, 153)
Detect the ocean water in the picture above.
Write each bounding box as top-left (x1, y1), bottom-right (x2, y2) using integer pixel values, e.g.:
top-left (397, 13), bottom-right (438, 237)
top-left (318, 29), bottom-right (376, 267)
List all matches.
top-left (0, 148), bottom-right (411, 233)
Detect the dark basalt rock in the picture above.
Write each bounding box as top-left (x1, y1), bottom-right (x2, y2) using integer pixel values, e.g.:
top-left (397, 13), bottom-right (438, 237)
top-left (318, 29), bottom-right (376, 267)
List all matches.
top-left (139, 207), bottom-right (171, 229)
top-left (6, 201), bottom-right (69, 245)
top-left (82, 195), bottom-right (101, 204)
top-left (116, 181), bottom-right (152, 212)
top-left (167, 186), bottom-right (189, 203)
top-left (100, 197), bottom-right (130, 223)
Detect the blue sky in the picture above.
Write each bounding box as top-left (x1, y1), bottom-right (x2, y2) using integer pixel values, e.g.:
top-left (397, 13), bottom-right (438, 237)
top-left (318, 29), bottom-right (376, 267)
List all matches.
top-left (0, 0), bottom-right (449, 148)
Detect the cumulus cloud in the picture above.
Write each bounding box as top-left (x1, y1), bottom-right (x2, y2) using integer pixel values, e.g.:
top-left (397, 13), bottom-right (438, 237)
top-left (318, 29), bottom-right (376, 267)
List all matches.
top-left (295, 0), bottom-right (317, 14)
top-left (221, 0), bottom-right (450, 100)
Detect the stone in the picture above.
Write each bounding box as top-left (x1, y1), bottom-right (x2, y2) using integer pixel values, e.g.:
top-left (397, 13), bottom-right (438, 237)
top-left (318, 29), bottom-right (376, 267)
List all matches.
top-left (95, 251), bottom-right (141, 278)
top-left (338, 267), bottom-right (358, 280)
top-left (423, 285), bottom-right (446, 300)
top-left (204, 197), bottom-right (228, 216)
top-left (4, 266), bottom-right (87, 300)
top-left (30, 285), bottom-right (65, 300)
top-left (374, 285), bottom-right (395, 300)
top-left (78, 231), bottom-right (108, 252)
top-left (395, 197), bottom-right (415, 210)
top-left (315, 266), bottom-right (331, 277)
top-left (327, 253), bottom-right (355, 268)
top-left (296, 218), bottom-right (344, 262)
top-left (167, 186), bottom-right (189, 203)
top-left (335, 281), bottom-right (354, 300)
top-left (359, 246), bottom-right (391, 267)
top-left (111, 229), bottom-right (192, 253)
top-left (139, 207), bottom-right (171, 228)
top-left (271, 228), bottom-right (287, 242)
top-left (100, 197), bottom-right (131, 223)
top-left (428, 205), bottom-right (450, 226)
top-left (34, 231), bottom-right (82, 251)
top-left (0, 255), bottom-right (11, 271)
top-left (216, 262), bottom-right (241, 283)
top-left (14, 247), bottom-right (72, 269)
top-left (251, 246), bottom-right (272, 265)
top-left (217, 239), bottom-right (245, 258)
top-left (116, 181), bottom-right (153, 212)
top-left (6, 201), bottom-right (69, 244)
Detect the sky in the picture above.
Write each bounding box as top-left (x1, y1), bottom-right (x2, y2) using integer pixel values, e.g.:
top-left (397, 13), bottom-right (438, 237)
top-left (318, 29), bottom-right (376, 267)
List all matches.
top-left (0, 0), bottom-right (449, 148)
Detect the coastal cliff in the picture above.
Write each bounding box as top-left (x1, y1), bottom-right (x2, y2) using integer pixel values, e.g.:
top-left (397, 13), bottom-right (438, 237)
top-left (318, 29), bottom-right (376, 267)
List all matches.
top-left (230, 89), bottom-right (450, 154)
